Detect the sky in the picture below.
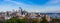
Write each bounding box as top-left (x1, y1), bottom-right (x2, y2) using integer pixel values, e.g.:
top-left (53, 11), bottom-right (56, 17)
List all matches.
top-left (0, 0), bottom-right (60, 13)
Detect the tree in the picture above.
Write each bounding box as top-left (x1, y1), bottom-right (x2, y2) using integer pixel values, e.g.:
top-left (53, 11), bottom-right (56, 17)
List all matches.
top-left (5, 17), bottom-right (27, 23)
top-left (52, 18), bottom-right (60, 23)
top-left (32, 18), bottom-right (40, 23)
top-left (41, 16), bottom-right (48, 23)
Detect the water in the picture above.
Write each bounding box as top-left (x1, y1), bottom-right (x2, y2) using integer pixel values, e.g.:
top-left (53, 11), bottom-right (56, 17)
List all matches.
top-left (48, 14), bottom-right (60, 18)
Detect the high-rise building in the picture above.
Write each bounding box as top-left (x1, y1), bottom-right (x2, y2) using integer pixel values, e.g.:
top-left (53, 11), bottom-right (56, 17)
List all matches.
top-left (19, 7), bottom-right (22, 16)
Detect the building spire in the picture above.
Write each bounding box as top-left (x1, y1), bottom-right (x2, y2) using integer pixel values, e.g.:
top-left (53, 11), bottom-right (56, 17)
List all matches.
top-left (19, 7), bottom-right (22, 12)
top-left (19, 7), bottom-right (22, 15)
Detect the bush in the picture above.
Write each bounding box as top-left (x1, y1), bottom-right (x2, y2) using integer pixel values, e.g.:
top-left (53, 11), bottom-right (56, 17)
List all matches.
top-left (5, 17), bottom-right (27, 23)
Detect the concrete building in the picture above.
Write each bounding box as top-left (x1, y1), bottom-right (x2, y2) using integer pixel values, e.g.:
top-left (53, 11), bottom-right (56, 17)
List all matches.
top-left (30, 12), bottom-right (37, 18)
top-left (45, 14), bottom-right (51, 22)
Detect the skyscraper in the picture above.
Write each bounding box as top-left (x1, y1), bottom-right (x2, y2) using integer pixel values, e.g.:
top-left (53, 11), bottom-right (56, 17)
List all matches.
top-left (19, 7), bottom-right (22, 16)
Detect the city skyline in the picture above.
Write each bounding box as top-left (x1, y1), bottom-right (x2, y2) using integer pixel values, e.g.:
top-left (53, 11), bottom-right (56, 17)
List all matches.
top-left (0, 0), bottom-right (60, 13)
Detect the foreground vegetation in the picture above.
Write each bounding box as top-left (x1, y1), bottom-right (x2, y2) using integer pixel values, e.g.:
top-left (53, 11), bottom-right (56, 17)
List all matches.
top-left (4, 16), bottom-right (48, 23)
top-left (4, 16), bottom-right (60, 23)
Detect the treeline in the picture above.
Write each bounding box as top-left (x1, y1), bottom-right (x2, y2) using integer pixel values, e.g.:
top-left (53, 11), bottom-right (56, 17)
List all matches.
top-left (3, 16), bottom-right (60, 23)
top-left (4, 16), bottom-right (48, 23)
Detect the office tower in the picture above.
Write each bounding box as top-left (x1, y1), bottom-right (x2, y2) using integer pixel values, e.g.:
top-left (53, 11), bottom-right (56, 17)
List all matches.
top-left (19, 7), bottom-right (22, 16)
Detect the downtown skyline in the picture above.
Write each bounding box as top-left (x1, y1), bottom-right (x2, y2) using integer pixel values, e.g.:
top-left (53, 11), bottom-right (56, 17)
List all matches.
top-left (0, 0), bottom-right (60, 13)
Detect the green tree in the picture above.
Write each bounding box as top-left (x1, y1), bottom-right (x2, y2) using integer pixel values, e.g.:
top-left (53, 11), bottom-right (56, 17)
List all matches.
top-left (52, 18), bottom-right (60, 23)
top-left (32, 18), bottom-right (40, 23)
top-left (41, 16), bottom-right (48, 23)
top-left (5, 17), bottom-right (27, 23)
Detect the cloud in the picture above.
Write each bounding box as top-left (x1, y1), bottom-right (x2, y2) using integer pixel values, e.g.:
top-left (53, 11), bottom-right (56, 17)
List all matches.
top-left (3, 0), bottom-right (12, 1)
top-left (45, 6), bottom-right (60, 13)
top-left (6, 0), bottom-right (60, 13)
top-left (43, 0), bottom-right (60, 13)
top-left (1, 0), bottom-right (60, 13)
top-left (50, 0), bottom-right (60, 3)
top-left (46, 0), bottom-right (60, 5)
top-left (10, 1), bottom-right (45, 12)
